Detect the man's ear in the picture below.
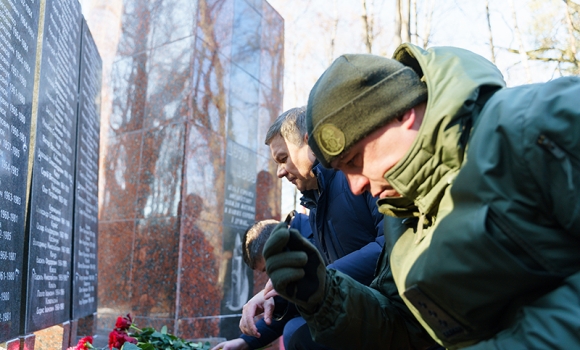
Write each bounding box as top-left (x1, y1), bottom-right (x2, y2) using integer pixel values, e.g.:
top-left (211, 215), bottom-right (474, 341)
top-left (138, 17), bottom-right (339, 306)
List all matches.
top-left (303, 133), bottom-right (309, 143)
top-left (401, 108), bottom-right (418, 130)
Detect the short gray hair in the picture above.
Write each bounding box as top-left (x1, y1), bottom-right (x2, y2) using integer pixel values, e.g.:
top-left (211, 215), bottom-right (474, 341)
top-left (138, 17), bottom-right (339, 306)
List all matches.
top-left (242, 219), bottom-right (279, 270)
top-left (265, 106), bottom-right (307, 146)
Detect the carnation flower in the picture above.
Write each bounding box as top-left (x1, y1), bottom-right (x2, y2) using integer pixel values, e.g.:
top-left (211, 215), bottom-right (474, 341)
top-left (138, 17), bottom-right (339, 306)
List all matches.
top-left (71, 313), bottom-right (210, 349)
top-left (67, 335), bottom-right (94, 350)
top-left (115, 314), bottom-right (133, 330)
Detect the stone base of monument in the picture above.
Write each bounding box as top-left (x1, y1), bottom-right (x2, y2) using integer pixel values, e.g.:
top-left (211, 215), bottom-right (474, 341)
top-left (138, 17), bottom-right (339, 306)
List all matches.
top-left (0, 334), bottom-right (35, 350)
top-left (0, 314), bottom-right (97, 350)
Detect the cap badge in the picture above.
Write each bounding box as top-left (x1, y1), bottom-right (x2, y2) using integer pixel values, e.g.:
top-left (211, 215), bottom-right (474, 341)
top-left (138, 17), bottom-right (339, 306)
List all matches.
top-left (317, 124), bottom-right (345, 156)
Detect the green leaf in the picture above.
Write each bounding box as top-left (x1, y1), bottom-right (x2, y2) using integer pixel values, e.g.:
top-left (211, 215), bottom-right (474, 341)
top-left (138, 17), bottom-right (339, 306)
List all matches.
top-left (150, 331), bottom-right (163, 339)
top-left (161, 325), bottom-right (168, 335)
top-left (120, 343), bottom-right (140, 350)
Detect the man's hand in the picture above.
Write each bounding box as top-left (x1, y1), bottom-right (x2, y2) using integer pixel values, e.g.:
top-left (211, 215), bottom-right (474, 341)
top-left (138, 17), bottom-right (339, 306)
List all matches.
top-left (239, 288), bottom-right (275, 337)
top-left (211, 338), bottom-right (249, 350)
top-left (263, 278), bottom-right (278, 299)
top-left (263, 222), bottom-right (326, 313)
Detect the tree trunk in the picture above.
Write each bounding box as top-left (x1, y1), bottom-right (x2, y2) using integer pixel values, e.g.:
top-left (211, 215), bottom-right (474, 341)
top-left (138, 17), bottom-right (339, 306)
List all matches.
top-left (563, 0), bottom-right (579, 71)
top-left (510, 0), bottom-right (532, 82)
top-left (422, 0), bottom-right (435, 49)
top-left (412, 0), bottom-right (417, 45)
top-left (485, 0), bottom-right (496, 64)
top-left (394, 0), bottom-right (410, 47)
top-left (361, 0), bottom-right (373, 53)
top-left (329, 0), bottom-right (340, 62)
top-left (401, 0), bottom-right (411, 43)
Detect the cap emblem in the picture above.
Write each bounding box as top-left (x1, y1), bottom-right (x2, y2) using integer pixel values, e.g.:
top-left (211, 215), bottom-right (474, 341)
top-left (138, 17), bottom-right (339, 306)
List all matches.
top-left (317, 124), bottom-right (345, 156)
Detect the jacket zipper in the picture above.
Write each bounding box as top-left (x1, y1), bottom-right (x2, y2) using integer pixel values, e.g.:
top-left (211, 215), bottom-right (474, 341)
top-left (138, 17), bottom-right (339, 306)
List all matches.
top-left (537, 134), bottom-right (574, 190)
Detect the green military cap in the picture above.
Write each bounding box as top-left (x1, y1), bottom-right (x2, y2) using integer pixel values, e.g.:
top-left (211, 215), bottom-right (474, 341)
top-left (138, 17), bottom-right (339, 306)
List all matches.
top-left (306, 54), bottom-right (428, 168)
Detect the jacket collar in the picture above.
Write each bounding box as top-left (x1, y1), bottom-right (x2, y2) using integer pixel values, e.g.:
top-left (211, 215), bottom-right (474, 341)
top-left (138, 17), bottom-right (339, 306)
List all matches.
top-left (378, 44), bottom-right (505, 219)
top-left (300, 161), bottom-right (337, 209)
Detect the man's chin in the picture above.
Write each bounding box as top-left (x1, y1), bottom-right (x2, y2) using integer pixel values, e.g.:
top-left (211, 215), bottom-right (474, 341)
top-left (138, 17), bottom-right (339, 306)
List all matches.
top-left (295, 183), bottom-right (306, 192)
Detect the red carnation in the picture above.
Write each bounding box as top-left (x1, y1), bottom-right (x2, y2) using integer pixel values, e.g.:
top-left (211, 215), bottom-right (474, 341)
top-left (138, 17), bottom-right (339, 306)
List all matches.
top-left (115, 314), bottom-right (133, 330)
top-left (109, 329), bottom-right (137, 350)
top-left (76, 336), bottom-right (93, 350)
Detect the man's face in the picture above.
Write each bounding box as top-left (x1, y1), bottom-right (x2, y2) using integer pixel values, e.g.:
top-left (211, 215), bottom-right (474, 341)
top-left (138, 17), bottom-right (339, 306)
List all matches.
top-left (269, 134), bottom-right (318, 192)
top-left (331, 109), bottom-right (420, 198)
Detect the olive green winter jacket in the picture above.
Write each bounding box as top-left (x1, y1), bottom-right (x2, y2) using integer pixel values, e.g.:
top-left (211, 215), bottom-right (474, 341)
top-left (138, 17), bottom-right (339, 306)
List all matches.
top-left (301, 43), bottom-right (580, 349)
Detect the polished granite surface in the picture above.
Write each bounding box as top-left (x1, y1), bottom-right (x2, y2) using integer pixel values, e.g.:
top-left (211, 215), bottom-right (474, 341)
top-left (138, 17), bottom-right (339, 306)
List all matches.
top-left (95, 0), bottom-right (284, 342)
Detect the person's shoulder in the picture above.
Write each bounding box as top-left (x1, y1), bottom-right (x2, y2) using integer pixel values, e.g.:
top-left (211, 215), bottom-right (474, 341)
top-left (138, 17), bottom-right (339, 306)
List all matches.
top-left (291, 212), bottom-right (313, 239)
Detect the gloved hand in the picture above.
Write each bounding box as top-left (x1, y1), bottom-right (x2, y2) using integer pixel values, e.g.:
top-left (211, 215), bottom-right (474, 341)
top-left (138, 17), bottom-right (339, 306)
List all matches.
top-left (262, 222), bottom-right (326, 313)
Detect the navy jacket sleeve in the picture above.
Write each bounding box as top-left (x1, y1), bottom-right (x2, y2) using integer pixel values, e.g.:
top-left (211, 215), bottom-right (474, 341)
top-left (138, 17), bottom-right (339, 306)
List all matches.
top-left (238, 297), bottom-right (300, 349)
top-left (326, 191), bottom-right (387, 286)
top-left (239, 317), bottom-right (285, 349)
top-left (327, 235), bottom-right (384, 285)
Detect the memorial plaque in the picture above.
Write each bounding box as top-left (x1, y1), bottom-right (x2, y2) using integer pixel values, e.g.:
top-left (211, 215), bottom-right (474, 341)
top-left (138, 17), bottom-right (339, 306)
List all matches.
top-left (71, 19), bottom-right (101, 320)
top-left (0, 0), bottom-right (41, 342)
top-left (24, 0), bottom-right (82, 333)
top-left (220, 139), bottom-right (256, 338)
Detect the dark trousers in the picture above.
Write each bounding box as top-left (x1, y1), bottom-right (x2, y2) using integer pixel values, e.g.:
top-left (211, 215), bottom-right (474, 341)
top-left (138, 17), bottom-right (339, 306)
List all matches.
top-left (286, 323), bottom-right (334, 350)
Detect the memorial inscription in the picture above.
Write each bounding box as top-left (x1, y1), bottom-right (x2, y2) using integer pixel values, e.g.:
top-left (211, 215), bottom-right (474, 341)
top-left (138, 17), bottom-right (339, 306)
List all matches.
top-left (220, 139), bottom-right (256, 338)
top-left (25, 0), bottom-right (83, 333)
top-left (0, 0), bottom-right (40, 342)
top-left (72, 19), bottom-right (101, 320)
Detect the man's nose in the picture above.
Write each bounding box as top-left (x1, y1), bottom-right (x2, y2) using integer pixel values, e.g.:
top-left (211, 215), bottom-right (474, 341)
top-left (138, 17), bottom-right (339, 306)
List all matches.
top-left (346, 174), bottom-right (369, 196)
top-left (276, 165), bottom-right (287, 178)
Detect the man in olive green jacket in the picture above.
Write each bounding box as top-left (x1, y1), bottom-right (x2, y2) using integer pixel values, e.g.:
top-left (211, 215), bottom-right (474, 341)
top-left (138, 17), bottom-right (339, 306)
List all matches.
top-left (262, 43), bottom-right (580, 349)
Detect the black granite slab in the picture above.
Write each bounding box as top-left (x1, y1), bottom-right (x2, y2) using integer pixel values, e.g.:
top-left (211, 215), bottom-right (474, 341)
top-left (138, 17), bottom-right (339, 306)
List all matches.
top-left (0, 0), bottom-right (41, 342)
top-left (71, 19), bottom-right (101, 320)
top-left (24, 0), bottom-right (83, 333)
top-left (220, 139), bottom-right (256, 339)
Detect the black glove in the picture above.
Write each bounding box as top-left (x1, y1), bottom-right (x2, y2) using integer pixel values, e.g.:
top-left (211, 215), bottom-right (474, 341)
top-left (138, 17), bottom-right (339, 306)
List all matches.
top-left (263, 222), bottom-right (326, 313)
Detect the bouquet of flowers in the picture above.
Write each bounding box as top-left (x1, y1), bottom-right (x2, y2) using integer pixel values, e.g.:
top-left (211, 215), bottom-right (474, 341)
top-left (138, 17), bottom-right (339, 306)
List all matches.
top-left (68, 314), bottom-right (211, 350)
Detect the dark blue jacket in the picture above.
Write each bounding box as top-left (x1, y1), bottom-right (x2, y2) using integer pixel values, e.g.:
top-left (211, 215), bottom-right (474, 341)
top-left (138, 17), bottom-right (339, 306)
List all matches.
top-left (241, 164), bottom-right (387, 349)
top-left (301, 163), bottom-right (384, 285)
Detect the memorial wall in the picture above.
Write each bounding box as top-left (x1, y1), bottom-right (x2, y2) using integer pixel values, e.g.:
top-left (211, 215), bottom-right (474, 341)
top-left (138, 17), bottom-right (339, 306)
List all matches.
top-left (0, 0), bottom-right (101, 344)
top-left (97, 0), bottom-right (283, 343)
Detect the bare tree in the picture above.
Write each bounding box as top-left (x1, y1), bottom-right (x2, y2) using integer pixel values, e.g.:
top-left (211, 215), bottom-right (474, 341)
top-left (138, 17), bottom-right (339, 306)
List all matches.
top-left (329, 0), bottom-right (340, 61)
top-left (485, 0), bottom-right (496, 64)
top-left (563, 0), bottom-right (578, 67)
top-left (412, 0), bottom-right (418, 45)
top-left (420, 0), bottom-right (435, 49)
top-left (361, 0), bottom-right (374, 53)
top-left (510, 0), bottom-right (533, 82)
top-left (394, 0), bottom-right (411, 47)
top-left (506, 0), bottom-right (580, 76)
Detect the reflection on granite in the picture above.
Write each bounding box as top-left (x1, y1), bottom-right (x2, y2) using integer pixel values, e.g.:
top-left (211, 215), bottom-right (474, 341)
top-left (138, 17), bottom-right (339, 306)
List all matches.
top-left (257, 0), bottom-right (284, 158)
top-left (114, 1), bottom-right (197, 58)
top-left (228, 66), bottom-right (260, 150)
top-left (136, 124), bottom-right (185, 218)
top-left (144, 43), bottom-right (192, 128)
top-left (178, 318), bottom-right (221, 341)
top-left (255, 167), bottom-right (277, 221)
top-left (98, 221), bottom-right (134, 309)
top-left (259, 1), bottom-right (284, 92)
top-left (95, 0), bottom-right (284, 343)
top-left (231, 0), bottom-right (261, 79)
top-left (195, 0), bottom-right (234, 59)
top-left (131, 217), bottom-right (180, 316)
top-left (100, 132), bottom-right (143, 220)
